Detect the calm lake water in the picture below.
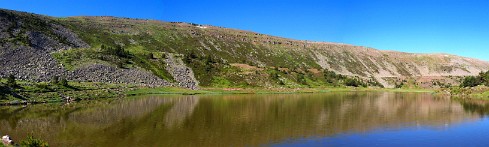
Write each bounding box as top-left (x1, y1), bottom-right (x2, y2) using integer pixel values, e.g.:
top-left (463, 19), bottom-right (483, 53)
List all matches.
top-left (1, 92), bottom-right (489, 146)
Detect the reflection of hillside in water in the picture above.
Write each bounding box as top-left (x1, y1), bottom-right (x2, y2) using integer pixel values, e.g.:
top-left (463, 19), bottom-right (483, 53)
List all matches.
top-left (0, 96), bottom-right (174, 146)
top-left (0, 92), bottom-right (483, 147)
top-left (458, 99), bottom-right (489, 116)
top-left (164, 96), bottom-right (199, 128)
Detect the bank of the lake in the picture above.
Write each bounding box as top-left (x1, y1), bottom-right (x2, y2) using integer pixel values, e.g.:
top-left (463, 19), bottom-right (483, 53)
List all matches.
top-left (126, 87), bottom-right (434, 96)
top-left (436, 86), bottom-right (489, 100)
top-left (0, 80), bottom-right (135, 105)
top-left (1, 79), bottom-right (436, 105)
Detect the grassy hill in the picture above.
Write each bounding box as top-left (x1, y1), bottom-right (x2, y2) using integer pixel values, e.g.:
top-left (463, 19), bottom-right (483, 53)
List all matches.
top-left (1, 9), bottom-right (488, 89)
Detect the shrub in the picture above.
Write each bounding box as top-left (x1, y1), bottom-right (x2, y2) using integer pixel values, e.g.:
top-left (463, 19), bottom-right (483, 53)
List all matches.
top-left (296, 73), bottom-right (307, 85)
top-left (345, 78), bottom-right (359, 87)
top-left (460, 76), bottom-right (481, 87)
top-left (6, 74), bottom-right (17, 88)
top-left (344, 78), bottom-right (367, 87)
top-left (0, 85), bottom-right (8, 100)
top-left (479, 71), bottom-right (489, 86)
top-left (460, 71), bottom-right (489, 87)
top-left (20, 136), bottom-right (49, 147)
top-left (461, 76), bottom-right (481, 87)
top-left (59, 78), bottom-right (69, 87)
top-left (51, 76), bottom-right (59, 85)
top-left (102, 45), bottom-right (131, 58)
top-left (395, 81), bottom-right (404, 88)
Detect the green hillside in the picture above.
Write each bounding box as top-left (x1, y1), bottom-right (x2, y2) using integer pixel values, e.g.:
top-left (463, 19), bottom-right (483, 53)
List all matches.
top-left (52, 16), bottom-right (379, 88)
top-left (1, 9), bottom-right (489, 90)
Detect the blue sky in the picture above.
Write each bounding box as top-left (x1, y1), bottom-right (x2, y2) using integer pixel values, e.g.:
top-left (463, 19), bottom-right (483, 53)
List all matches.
top-left (1, 0), bottom-right (488, 61)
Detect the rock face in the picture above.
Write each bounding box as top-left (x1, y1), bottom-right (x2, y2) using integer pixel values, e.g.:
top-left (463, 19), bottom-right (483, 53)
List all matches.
top-left (0, 13), bottom-right (77, 81)
top-left (164, 53), bottom-right (199, 89)
top-left (0, 9), bottom-right (171, 87)
top-left (310, 45), bottom-right (489, 87)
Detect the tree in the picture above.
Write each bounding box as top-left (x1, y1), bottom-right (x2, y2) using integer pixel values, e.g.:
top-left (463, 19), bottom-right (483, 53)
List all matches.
top-left (103, 45), bottom-right (130, 58)
top-left (323, 70), bottom-right (338, 84)
top-left (117, 62), bottom-right (125, 68)
top-left (189, 51), bottom-right (198, 59)
top-left (6, 74), bottom-right (17, 87)
top-left (461, 76), bottom-right (481, 87)
top-left (297, 73), bottom-right (307, 85)
top-left (0, 85), bottom-right (8, 100)
top-left (345, 78), bottom-right (359, 87)
top-left (479, 71), bottom-right (489, 86)
top-left (115, 45), bottom-right (127, 57)
top-left (345, 78), bottom-right (367, 87)
top-left (395, 81), bottom-right (404, 88)
top-left (59, 78), bottom-right (69, 87)
top-left (51, 76), bottom-right (59, 85)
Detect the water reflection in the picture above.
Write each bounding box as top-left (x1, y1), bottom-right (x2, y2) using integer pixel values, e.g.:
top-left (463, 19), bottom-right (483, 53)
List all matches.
top-left (0, 92), bottom-right (486, 146)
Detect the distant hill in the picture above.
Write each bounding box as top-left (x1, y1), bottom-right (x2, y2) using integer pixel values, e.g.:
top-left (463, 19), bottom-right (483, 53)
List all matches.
top-left (1, 9), bottom-right (488, 88)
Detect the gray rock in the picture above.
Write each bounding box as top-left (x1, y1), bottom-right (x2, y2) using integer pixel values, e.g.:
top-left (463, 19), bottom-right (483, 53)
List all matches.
top-left (0, 11), bottom-right (172, 87)
top-left (164, 53), bottom-right (199, 89)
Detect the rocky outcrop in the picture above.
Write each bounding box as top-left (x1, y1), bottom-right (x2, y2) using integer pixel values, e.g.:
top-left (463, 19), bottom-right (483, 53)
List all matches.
top-left (164, 53), bottom-right (199, 89)
top-left (311, 46), bottom-right (489, 87)
top-left (0, 9), bottom-right (76, 81)
top-left (0, 42), bottom-right (66, 81)
top-left (0, 9), bottom-right (170, 87)
top-left (50, 24), bottom-right (90, 48)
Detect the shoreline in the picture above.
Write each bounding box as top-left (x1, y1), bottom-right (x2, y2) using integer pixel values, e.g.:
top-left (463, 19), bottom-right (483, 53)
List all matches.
top-left (126, 87), bottom-right (435, 96)
top-left (2, 84), bottom-right (489, 106)
top-left (9, 80), bottom-right (489, 106)
top-left (0, 80), bottom-right (436, 106)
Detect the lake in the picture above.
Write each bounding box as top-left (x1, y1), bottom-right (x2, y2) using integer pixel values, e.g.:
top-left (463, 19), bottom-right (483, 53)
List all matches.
top-left (1, 92), bottom-right (489, 146)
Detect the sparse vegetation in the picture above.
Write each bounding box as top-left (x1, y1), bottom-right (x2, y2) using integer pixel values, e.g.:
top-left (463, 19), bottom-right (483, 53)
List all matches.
top-left (53, 16), bottom-right (386, 88)
top-left (20, 136), bottom-right (49, 147)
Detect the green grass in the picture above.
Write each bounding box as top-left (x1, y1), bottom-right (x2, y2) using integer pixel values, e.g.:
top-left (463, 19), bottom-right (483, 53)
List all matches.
top-left (51, 48), bottom-right (113, 70)
top-left (0, 79), bottom-right (138, 104)
top-left (434, 86), bottom-right (489, 100)
top-left (54, 17), bottom-right (372, 88)
top-left (126, 86), bottom-right (435, 96)
top-left (471, 91), bottom-right (489, 100)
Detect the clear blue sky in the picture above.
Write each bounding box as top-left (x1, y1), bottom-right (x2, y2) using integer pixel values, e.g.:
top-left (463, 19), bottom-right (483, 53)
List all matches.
top-left (1, 0), bottom-right (489, 61)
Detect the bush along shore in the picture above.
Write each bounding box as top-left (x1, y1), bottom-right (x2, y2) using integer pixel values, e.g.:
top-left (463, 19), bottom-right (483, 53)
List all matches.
top-left (436, 71), bottom-right (489, 99)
